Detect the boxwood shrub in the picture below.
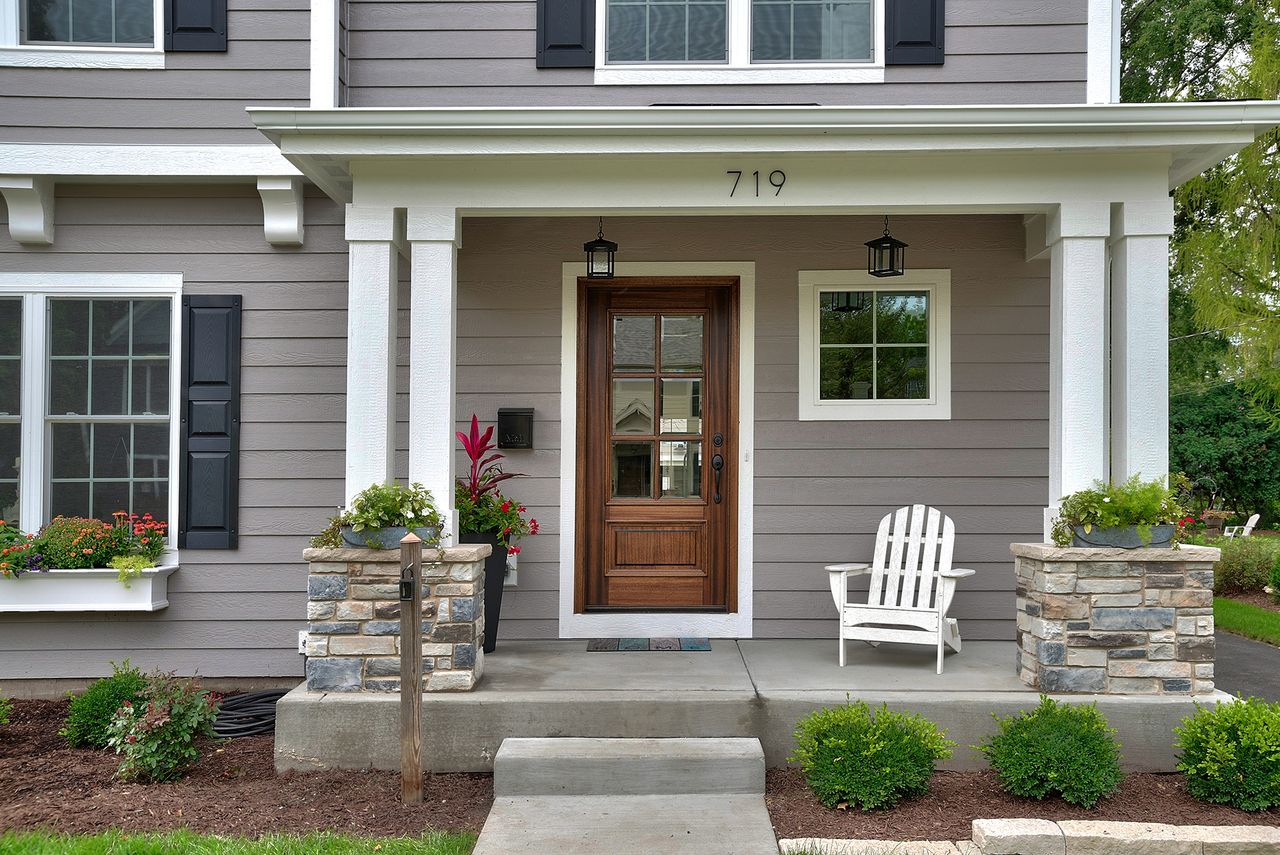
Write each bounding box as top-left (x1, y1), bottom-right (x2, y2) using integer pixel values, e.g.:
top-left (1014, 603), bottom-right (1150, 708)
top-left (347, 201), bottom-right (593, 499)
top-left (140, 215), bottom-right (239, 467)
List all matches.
top-left (979, 696), bottom-right (1123, 808)
top-left (61, 661), bottom-right (147, 749)
top-left (790, 701), bottom-right (954, 810)
top-left (1175, 696), bottom-right (1280, 811)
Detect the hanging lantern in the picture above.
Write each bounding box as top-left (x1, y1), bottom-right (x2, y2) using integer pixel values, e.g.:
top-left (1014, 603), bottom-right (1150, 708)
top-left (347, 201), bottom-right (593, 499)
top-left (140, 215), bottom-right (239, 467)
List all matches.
top-left (584, 218), bottom-right (617, 279)
top-left (865, 216), bottom-right (907, 278)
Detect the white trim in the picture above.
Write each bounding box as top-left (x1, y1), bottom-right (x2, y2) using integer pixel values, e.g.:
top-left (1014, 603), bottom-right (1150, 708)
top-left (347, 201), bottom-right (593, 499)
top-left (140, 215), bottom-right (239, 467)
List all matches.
top-left (310, 0), bottom-right (339, 108)
top-left (1087, 0), bottom-right (1118, 104)
top-left (0, 273), bottom-right (183, 544)
top-left (0, 175), bottom-right (54, 246)
top-left (0, 562), bottom-right (178, 612)
top-left (797, 270), bottom-right (951, 421)
top-left (257, 177), bottom-right (306, 246)
top-left (0, 0), bottom-right (165, 68)
top-left (0, 144), bottom-right (302, 179)
top-left (558, 261), bottom-right (755, 639)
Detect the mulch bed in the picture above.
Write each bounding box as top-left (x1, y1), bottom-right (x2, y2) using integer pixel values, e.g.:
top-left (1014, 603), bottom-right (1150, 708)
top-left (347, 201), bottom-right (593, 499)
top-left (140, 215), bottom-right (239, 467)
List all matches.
top-left (766, 768), bottom-right (1280, 841)
top-left (0, 699), bottom-right (492, 837)
top-left (1223, 591), bottom-right (1280, 614)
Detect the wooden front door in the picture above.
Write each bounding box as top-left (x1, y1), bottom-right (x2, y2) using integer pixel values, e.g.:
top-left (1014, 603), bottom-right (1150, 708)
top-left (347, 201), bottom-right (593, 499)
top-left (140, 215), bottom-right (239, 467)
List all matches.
top-left (576, 278), bottom-right (738, 611)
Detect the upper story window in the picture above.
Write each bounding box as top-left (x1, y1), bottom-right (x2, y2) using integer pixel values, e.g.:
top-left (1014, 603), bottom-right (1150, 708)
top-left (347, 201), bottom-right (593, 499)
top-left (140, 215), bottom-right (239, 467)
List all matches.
top-left (751, 0), bottom-right (871, 62)
top-left (21, 0), bottom-right (154, 46)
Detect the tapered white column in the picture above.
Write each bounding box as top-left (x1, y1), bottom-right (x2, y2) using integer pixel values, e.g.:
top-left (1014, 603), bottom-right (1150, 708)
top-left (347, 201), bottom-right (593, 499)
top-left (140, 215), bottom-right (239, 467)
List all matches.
top-left (1110, 199), bottom-right (1174, 483)
top-left (407, 207), bottom-right (459, 543)
top-left (1045, 202), bottom-right (1111, 539)
top-left (344, 205), bottom-right (400, 503)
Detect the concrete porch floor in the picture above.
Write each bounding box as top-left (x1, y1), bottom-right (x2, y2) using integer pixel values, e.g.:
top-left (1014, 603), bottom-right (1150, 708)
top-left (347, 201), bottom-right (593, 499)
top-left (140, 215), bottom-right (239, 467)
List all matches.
top-left (274, 639), bottom-right (1225, 774)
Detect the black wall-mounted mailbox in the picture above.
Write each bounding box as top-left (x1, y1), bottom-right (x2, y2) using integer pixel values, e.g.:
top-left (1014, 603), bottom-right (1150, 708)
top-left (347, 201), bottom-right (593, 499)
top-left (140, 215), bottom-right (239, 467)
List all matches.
top-left (497, 408), bottom-right (535, 449)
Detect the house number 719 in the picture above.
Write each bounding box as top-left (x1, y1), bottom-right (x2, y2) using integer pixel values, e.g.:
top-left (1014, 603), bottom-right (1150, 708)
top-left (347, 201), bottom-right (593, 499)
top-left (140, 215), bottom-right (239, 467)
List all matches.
top-left (727, 170), bottom-right (786, 197)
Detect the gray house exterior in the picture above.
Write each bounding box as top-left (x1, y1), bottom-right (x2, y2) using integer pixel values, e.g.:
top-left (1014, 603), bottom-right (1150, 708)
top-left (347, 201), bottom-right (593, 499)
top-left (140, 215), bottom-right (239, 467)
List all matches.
top-left (0, 0), bottom-right (1277, 683)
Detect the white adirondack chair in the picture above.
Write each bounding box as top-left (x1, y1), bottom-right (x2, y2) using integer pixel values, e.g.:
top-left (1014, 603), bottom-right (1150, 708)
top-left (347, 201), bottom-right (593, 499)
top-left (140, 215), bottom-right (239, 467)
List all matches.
top-left (826, 505), bottom-right (975, 675)
top-left (1224, 513), bottom-right (1261, 539)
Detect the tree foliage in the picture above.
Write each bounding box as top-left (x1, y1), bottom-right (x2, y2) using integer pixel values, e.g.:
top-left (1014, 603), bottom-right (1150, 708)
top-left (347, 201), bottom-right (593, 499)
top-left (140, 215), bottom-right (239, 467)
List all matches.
top-left (1170, 382), bottom-right (1280, 519)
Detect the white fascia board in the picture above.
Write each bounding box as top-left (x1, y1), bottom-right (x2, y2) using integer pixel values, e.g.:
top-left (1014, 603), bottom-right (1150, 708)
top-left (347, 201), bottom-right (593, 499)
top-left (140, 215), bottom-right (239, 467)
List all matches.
top-left (0, 144), bottom-right (302, 179)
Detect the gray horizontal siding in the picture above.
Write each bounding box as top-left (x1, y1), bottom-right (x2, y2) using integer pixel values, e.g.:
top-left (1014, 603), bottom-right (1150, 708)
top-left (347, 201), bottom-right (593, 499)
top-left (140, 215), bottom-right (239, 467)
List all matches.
top-left (0, 0), bottom-right (308, 144)
top-left (0, 184), bottom-right (346, 679)
top-left (347, 0), bottom-right (1087, 107)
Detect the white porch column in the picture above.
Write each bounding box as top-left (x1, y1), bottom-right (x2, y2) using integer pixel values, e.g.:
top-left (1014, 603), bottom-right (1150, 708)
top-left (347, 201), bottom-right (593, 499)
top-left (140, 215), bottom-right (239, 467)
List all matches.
top-left (407, 207), bottom-right (460, 543)
top-left (1045, 202), bottom-right (1111, 539)
top-left (344, 205), bottom-right (401, 504)
top-left (1110, 199), bottom-right (1174, 483)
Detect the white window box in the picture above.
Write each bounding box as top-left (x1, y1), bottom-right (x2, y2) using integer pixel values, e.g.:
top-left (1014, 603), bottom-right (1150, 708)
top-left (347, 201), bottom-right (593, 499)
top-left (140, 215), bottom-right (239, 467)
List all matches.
top-left (0, 558), bottom-right (178, 613)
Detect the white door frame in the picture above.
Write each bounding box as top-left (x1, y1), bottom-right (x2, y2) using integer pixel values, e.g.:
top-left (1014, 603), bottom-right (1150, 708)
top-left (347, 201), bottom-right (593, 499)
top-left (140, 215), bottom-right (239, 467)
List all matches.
top-left (558, 261), bottom-right (756, 638)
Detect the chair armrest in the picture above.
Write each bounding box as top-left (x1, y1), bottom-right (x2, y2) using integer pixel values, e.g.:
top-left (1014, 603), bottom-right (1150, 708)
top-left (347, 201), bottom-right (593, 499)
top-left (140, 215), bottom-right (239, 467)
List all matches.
top-left (939, 567), bottom-right (976, 579)
top-left (825, 563), bottom-right (871, 576)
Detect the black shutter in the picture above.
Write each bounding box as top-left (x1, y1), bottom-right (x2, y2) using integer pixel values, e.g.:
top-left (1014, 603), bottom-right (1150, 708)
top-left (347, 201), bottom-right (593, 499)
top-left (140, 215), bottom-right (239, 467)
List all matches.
top-left (885, 0), bottom-right (944, 65)
top-left (178, 296), bottom-right (241, 550)
top-left (165, 0), bottom-right (228, 52)
top-left (536, 0), bottom-right (594, 68)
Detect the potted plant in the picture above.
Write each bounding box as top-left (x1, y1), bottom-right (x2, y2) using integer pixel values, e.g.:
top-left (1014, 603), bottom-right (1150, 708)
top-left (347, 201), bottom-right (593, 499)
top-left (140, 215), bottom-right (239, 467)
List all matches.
top-left (455, 415), bottom-right (539, 653)
top-left (1050, 475), bottom-right (1185, 549)
top-left (0, 513), bottom-right (178, 612)
top-left (324, 482), bottom-right (443, 550)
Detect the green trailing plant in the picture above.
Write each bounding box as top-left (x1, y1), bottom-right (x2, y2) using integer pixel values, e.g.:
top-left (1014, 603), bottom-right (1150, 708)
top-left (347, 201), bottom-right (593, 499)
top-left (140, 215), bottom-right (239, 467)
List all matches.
top-left (310, 516), bottom-right (344, 549)
top-left (1050, 475), bottom-right (1185, 547)
top-left (1175, 696), bottom-right (1280, 811)
top-left (61, 660), bottom-right (147, 749)
top-left (1213, 536), bottom-right (1280, 595)
top-left (106, 671), bottom-right (221, 783)
top-left (314, 483), bottom-right (444, 549)
top-left (109, 554), bottom-right (156, 588)
top-left (789, 700), bottom-right (954, 810)
top-left (978, 696), bottom-right (1123, 808)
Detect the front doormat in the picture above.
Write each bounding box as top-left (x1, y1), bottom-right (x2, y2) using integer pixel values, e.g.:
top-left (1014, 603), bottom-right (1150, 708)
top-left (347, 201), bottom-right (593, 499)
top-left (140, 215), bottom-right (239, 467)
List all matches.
top-left (586, 637), bottom-right (712, 652)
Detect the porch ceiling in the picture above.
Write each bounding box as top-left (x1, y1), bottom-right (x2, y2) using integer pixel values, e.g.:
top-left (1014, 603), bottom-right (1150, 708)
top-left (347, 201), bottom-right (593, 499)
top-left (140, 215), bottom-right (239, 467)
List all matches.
top-left (248, 102), bottom-right (1280, 203)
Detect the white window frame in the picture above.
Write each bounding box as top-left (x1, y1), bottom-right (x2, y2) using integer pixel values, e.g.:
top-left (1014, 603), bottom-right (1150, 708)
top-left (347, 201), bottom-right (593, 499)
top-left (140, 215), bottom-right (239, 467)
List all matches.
top-left (798, 269), bottom-right (951, 421)
top-left (594, 0), bottom-right (884, 85)
top-left (0, 0), bottom-right (165, 68)
top-left (0, 273), bottom-right (182, 542)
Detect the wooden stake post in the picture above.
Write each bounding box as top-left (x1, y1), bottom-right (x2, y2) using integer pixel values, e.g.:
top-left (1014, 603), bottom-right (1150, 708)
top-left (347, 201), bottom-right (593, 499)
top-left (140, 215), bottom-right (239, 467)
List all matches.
top-left (399, 532), bottom-right (424, 804)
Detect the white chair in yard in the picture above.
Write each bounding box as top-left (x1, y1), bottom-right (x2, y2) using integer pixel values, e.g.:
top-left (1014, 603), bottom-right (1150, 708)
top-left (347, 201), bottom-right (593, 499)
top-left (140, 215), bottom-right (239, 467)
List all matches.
top-left (826, 505), bottom-right (975, 675)
top-left (1224, 513), bottom-right (1261, 539)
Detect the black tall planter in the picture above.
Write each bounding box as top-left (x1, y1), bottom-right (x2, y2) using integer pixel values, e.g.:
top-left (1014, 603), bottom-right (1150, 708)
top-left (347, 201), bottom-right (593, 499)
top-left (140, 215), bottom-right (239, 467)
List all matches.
top-left (459, 531), bottom-right (505, 654)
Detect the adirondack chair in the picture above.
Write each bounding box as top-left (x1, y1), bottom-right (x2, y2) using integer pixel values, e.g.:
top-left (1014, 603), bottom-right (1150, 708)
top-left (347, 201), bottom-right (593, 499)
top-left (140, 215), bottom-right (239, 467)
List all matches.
top-left (1224, 513), bottom-right (1261, 540)
top-left (826, 505), bottom-right (975, 675)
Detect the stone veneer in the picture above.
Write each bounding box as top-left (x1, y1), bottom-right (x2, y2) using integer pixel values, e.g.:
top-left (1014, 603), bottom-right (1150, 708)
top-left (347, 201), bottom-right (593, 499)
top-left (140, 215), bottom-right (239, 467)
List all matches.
top-left (301, 544), bottom-right (491, 692)
top-left (1011, 542), bottom-right (1221, 695)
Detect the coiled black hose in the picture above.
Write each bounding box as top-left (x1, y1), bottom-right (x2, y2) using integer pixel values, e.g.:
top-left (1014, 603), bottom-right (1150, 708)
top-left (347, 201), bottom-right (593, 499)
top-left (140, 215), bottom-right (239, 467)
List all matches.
top-left (212, 689), bottom-right (288, 738)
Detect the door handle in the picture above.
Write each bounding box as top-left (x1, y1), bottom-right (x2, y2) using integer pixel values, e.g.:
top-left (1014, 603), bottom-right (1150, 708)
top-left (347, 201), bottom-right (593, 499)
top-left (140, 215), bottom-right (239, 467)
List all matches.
top-left (711, 453), bottom-right (724, 504)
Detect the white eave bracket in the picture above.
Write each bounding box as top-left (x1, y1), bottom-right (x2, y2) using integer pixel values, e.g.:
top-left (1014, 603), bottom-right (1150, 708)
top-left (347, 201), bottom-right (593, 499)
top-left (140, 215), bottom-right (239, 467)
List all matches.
top-left (257, 176), bottom-right (305, 246)
top-left (0, 175), bottom-right (54, 245)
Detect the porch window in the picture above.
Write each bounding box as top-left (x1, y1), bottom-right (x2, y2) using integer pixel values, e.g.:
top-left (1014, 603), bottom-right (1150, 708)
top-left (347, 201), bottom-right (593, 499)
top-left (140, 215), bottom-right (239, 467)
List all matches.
top-left (751, 0), bottom-right (872, 62)
top-left (20, 0), bottom-right (154, 46)
top-left (606, 0), bottom-right (728, 63)
top-left (798, 270), bottom-right (951, 421)
top-left (0, 298), bottom-right (20, 522)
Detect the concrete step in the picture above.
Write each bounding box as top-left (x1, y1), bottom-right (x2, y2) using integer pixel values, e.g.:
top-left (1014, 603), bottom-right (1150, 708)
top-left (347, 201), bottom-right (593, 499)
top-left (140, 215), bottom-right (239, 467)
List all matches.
top-left (494, 737), bottom-right (766, 796)
top-left (472, 794), bottom-right (779, 855)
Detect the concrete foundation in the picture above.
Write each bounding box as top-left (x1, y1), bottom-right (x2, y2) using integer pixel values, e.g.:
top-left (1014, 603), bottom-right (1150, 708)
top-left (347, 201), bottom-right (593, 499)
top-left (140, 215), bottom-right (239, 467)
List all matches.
top-left (275, 639), bottom-right (1227, 773)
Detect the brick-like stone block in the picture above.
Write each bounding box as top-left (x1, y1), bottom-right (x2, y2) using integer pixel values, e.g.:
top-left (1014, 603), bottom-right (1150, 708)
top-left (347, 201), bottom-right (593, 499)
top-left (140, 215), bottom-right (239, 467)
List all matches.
top-left (1144, 589), bottom-right (1212, 608)
top-left (421, 642), bottom-right (453, 656)
top-left (451, 596), bottom-right (479, 622)
top-left (351, 583), bottom-right (399, 600)
top-left (309, 621), bottom-right (359, 635)
top-left (1075, 561), bottom-right (1139, 578)
top-left (1148, 643), bottom-right (1175, 660)
top-left (1161, 679), bottom-right (1193, 693)
top-left (433, 582), bottom-right (477, 596)
top-left (308, 575), bottom-right (348, 600)
top-left (1144, 574), bottom-right (1186, 589)
top-left (335, 601), bottom-right (373, 621)
top-left (365, 656), bottom-right (400, 677)
top-left (1034, 572), bottom-right (1076, 594)
top-left (972, 818), bottom-right (1064, 855)
top-left (1068, 631), bottom-right (1146, 648)
top-left (306, 657), bottom-right (362, 692)
top-left (364, 678), bottom-right (400, 693)
top-left (431, 622), bottom-right (474, 644)
top-left (1107, 648), bottom-right (1146, 660)
top-left (363, 620), bottom-right (400, 636)
top-left (1092, 608), bottom-right (1174, 631)
top-left (1037, 641), bottom-right (1066, 666)
top-left (1075, 578), bottom-right (1142, 594)
top-left (308, 562), bottom-right (348, 574)
top-left (427, 670), bottom-right (478, 691)
top-left (374, 601), bottom-right (401, 619)
top-left (1194, 663), bottom-right (1214, 678)
top-left (1107, 677), bottom-right (1161, 694)
top-left (329, 636), bottom-right (396, 656)
top-left (1040, 595), bottom-right (1089, 620)
top-left (1038, 667), bottom-right (1105, 693)
top-left (1090, 594), bottom-right (1142, 608)
top-left (1066, 648), bottom-right (1106, 667)
top-left (305, 635), bottom-right (329, 657)
top-left (1177, 637), bottom-right (1216, 662)
top-left (1186, 570), bottom-right (1214, 589)
top-left (454, 643), bottom-right (476, 669)
top-left (307, 601), bottom-right (336, 620)
top-left (1107, 660), bottom-right (1191, 679)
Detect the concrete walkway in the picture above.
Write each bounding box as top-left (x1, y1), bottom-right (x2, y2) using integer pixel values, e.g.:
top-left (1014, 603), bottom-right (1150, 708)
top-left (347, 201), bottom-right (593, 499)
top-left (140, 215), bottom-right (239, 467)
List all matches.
top-left (1214, 631), bottom-right (1280, 702)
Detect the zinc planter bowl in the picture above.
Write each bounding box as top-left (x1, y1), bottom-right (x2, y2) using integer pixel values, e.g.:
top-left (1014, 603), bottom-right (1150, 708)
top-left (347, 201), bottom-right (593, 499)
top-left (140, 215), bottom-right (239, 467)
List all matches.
top-left (0, 562), bottom-right (179, 612)
top-left (340, 526), bottom-right (441, 550)
top-left (1071, 524), bottom-right (1175, 549)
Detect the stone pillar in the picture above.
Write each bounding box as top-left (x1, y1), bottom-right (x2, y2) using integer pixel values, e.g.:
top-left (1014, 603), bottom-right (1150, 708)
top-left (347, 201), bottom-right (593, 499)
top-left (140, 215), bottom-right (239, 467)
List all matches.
top-left (302, 543), bottom-right (490, 692)
top-left (1012, 543), bottom-right (1220, 695)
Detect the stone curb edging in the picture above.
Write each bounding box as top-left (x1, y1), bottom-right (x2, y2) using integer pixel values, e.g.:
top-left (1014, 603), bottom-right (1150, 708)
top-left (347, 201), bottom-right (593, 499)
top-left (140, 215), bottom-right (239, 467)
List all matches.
top-left (779, 839), bottom-right (977, 854)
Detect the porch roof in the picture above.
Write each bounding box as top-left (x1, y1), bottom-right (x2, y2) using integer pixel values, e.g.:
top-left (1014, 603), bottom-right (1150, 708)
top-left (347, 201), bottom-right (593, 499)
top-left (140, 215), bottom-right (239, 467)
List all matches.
top-left (249, 101), bottom-right (1280, 202)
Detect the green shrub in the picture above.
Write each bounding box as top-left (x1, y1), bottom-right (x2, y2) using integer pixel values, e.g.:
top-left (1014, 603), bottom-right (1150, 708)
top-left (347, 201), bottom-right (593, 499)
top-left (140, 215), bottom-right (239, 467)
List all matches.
top-left (1270, 551), bottom-right (1280, 603)
top-left (0, 696), bottom-right (12, 728)
top-left (61, 660), bottom-right (147, 749)
top-left (1050, 475), bottom-right (1185, 547)
top-left (790, 701), bottom-right (954, 810)
top-left (1175, 696), bottom-right (1280, 811)
top-left (979, 696), bottom-right (1123, 808)
top-left (1213, 537), bottom-right (1280, 595)
top-left (106, 671), bottom-right (221, 783)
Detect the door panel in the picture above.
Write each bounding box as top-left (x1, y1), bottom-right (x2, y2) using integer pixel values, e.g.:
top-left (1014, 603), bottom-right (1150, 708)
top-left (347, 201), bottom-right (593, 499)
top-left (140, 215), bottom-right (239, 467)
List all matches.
top-left (576, 278), bottom-right (738, 612)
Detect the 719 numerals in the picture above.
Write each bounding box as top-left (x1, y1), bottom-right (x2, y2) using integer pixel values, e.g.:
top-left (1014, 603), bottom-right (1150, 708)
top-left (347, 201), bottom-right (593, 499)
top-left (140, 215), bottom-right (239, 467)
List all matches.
top-left (727, 170), bottom-right (786, 197)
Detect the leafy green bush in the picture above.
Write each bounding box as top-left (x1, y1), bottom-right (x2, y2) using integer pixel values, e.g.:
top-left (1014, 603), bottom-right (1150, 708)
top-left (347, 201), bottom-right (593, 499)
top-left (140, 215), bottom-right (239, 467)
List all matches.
top-left (979, 696), bottom-right (1123, 808)
top-left (0, 695), bottom-right (12, 729)
top-left (790, 701), bottom-right (954, 810)
top-left (1270, 550), bottom-right (1280, 603)
top-left (106, 671), bottom-right (221, 783)
top-left (1213, 537), bottom-right (1280, 595)
top-left (1175, 696), bottom-right (1280, 811)
top-left (1050, 475), bottom-right (1184, 547)
top-left (61, 661), bottom-right (147, 749)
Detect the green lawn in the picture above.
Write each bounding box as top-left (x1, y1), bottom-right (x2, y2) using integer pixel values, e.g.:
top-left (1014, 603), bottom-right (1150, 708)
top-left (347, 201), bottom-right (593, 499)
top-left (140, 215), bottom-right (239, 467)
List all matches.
top-left (0, 830), bottom-right (476, 855)
top-left (1214, 596), bottom-right (1280, 646)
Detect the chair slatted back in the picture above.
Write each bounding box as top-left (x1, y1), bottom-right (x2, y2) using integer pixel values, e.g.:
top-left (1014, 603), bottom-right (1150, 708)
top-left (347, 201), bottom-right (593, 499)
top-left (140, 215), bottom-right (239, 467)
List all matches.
top-left (867, 505), bottom-right (955, 610)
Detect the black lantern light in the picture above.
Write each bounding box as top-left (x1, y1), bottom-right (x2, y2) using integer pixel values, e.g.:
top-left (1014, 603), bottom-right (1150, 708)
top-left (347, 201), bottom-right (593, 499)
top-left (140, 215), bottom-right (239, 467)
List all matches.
top-left (584, 217), bottom-right (617, 279)
top-left (865, 215), bottom-right (907, 278)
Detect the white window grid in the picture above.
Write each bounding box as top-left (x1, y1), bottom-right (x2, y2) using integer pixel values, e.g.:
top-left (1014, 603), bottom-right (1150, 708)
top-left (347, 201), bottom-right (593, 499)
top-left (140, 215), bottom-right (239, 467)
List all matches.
top-left (817, 289), bottom-right (930, 401)
top-left (0, 0), bottom-right (165, 68)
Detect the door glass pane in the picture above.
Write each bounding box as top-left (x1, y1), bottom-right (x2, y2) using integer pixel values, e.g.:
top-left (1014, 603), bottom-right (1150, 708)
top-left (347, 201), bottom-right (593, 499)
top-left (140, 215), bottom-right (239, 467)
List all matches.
top-left (660, 440), bottom-right (702, 498)
top-left (612, 441), bottom-right (653, 498)
top-left (820, 347), bottom-right (873, 400)
top-left (876, 347), bottom-right (929, 400)
top-left (819, 291), bottom-right (873, 344)
top-left (613, 315), bottom-right (655, 372)
top-left (876, 292), bottom-right (929, 344)
top-left (660, 315), bottom-right (703, 372)
top-left (660, 379), bottom-right (701, 433)
top-left (612, 379), bottom-right (654, 435)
